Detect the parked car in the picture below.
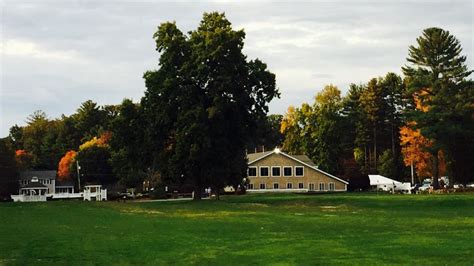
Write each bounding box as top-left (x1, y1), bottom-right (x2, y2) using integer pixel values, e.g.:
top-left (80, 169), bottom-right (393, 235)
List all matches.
top-left (466, 183), bottom-right (474, 188)
top-left (418, 184), bottom-right (431, 191)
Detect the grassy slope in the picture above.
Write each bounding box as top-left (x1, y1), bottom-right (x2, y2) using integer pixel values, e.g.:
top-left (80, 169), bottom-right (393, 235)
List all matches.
top-left (0, 193), bottom-right (473, 265)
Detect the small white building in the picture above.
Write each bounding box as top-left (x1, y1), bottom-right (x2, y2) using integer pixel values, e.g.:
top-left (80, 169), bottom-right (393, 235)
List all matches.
top-left (368, 175), bottom-right (411, 193)
top-left (83, 185), bottom-right (107, 201)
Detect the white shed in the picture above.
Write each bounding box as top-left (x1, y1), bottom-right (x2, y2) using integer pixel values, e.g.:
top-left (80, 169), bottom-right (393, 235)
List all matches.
top-left (368, 175), bottom-right (411, 193)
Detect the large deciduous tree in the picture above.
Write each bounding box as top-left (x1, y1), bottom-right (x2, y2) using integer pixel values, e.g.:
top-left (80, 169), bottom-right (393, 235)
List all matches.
top-left (311, 85), bottom-right (345, 174)
top-left (280, 85), bottom-right (347, 175)
top-left (74, 132), bottom-right (115, 185)
top-left (402, 27), bottom-right (473, 187)
top-left (142, 12), bottom-right (279, 199)
top-left (0, 139), bottom-right (18, 200)
top-left (280, 105), bottom-right (308, 155)
top-left (109, 99), bottom-right (147, 188)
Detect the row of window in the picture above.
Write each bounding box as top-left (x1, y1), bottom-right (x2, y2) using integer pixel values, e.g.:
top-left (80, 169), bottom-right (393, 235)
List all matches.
top-left (248, 182), bottom-right (336, 191)
top-left (20, 179), bottom-right (52, 185)
top-left (248, 166), bottom-right (304, 177)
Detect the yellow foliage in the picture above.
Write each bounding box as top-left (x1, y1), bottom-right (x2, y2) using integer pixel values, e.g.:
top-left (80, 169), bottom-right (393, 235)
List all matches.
top-left (280, 106), bottom-right (297, 134)
top-left (414, 89), bottom-right (430, 112)
top-left (79, 131), bottom-right (112, 151)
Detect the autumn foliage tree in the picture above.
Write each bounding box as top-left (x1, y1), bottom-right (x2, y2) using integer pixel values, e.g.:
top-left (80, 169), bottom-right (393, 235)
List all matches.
top-left (400, 123), bottom-right (435, 179)
top-left (73, 132), bottom-right (115, 185)
top-left (15, 150), bottom-right (33, 170)
top-left (57, 150), bottom-right (77, 181)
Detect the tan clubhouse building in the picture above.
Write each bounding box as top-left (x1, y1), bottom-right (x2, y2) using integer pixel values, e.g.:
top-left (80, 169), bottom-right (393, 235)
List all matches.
top-left (246, 148), bottom-right (348, 192)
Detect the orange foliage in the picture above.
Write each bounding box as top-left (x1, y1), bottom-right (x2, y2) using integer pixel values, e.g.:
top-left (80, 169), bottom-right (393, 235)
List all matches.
top-left (16, 149), bottom-right (28, 157)
top-left (414, 90), bottom-right (430, 112)
top-left (400, 122), bottom-right (446, 179)
top-left (15, 149), bottom-right (33, 169)
top-left (57, 150), bottom-right (77, 180)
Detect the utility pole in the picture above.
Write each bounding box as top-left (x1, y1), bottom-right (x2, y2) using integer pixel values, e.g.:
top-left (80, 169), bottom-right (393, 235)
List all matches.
top-left (76, 160), bottom-right (81, 191)
top-left (410, 161), bottom-right (414, 185)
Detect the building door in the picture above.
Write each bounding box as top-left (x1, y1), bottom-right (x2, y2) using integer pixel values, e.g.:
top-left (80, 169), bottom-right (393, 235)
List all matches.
top-left (309, 183), bottom-right (315, 191)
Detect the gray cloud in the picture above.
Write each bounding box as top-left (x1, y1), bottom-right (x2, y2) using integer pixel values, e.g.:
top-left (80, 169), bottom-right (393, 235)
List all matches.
top-left (1, 0), bottom-right (472, 136)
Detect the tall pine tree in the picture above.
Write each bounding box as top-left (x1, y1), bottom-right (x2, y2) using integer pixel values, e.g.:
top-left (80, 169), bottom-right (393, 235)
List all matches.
top-left (402, 27), bottom-right (473, 187)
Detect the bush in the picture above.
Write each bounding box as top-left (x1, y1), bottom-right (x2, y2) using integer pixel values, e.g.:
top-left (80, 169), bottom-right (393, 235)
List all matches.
top-left (149, 186), bottom-right (167, 199)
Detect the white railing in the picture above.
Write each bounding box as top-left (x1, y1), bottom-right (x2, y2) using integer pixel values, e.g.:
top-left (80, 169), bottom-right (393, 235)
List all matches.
top-left (11, 195), bottom-right (47, 202)
top-left (51, 193), bottom-right (83, 199)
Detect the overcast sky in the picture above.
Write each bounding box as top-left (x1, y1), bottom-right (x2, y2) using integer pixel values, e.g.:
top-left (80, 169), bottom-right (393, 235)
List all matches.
top-left (1, 0), bottom-right (473, 137)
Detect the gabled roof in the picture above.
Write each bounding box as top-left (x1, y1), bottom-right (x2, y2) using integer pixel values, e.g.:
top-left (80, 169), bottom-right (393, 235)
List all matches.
top-left (247, 149), bottom-right (349, 185)
top-left (21, 182), bottom-right (48, 189)
top-left (19, 171), bottom-right (56, 180)
top-left (56, 179), bottom-right (75, 187)
top-left (246, 151), bottom-right (273, 163)
top-left (368, 175), bottom-right (402, 186)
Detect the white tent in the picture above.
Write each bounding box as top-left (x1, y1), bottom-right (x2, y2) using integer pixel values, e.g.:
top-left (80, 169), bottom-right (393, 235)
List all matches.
top-left (368, 175), bottom-right (411, 193)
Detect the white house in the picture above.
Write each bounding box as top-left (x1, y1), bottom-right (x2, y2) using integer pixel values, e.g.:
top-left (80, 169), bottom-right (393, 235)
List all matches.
top-left (11, 171), bottom-right (107, 202)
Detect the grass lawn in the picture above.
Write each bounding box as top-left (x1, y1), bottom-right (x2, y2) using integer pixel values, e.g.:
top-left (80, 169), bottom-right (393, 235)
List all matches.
top-left (0, 193), bottom-right (473, 265)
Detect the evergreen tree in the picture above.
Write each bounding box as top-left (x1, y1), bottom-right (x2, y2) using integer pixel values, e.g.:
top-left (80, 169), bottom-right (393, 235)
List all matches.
top-left (402, 27), bottom-right (473, 187)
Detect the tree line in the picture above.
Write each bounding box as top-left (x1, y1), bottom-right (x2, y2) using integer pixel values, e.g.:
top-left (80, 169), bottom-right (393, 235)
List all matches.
top-left (1, 13), bottom-right (472, 199)
top-left (279, 27), bottom-right (473, 188)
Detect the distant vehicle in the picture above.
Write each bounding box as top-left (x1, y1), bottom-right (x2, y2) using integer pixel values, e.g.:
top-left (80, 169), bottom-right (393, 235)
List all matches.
top-left (411, 184), bottom-right (421, 193)
top-left (466, 183), bottom-right (474, 188)
top-left (418, 183), bottom-right (431, 191)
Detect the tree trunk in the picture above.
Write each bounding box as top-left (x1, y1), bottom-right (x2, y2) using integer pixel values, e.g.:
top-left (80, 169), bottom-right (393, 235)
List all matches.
top-left (193, 183), bottom-right (202, 200)
top-left (431, 151), bottom-right (440, 189)
top-left (391, 122), bottom-right (395, 155)
top-left (364, 146), bottom-right (367, 171)
top-left (373, 126), bottom-right (377, 171)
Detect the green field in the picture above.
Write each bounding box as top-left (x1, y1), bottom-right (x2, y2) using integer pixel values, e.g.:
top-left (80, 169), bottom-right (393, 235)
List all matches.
top-left (1, 193), bottom-right (473, 265)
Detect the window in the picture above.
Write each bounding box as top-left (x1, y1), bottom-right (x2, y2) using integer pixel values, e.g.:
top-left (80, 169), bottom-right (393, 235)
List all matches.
top-left (248, 167), bottom-right (257, 177)
top-left (273, 183), bottom-right (279, 189)
top-left (309, 184), bottom-right (315, 191)
top-left (260, 167), bottom-right (269, 177)
top-left (329, 183), bottom-right (335, 191)
top-left (298, 183), bottom-right (304, 189)
top-left (260, 183), bottom-right (266, 190)
top-left (295, 166), bottom-right (304, 176)
top-left (271, 166), bottom-right (281, 177)
top-left (283, 166), bottom-right (292, 177)
top-left (319, 183), bottom-right (325, 191)
top-left (248, 183), bottom-right (254, 189)
top-left (287, 183), bottom-right (293, 189)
